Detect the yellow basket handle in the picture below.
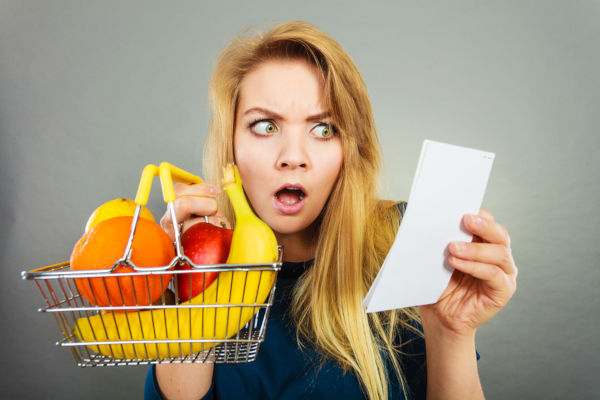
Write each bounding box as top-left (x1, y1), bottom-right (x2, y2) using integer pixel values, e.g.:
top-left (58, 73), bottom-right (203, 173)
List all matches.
top-left (159, 162), bottom-right (203, 203)
top-left (134, 164), bottom-right (159, 206)
top-left (134, 162), bottom-right (203, 205)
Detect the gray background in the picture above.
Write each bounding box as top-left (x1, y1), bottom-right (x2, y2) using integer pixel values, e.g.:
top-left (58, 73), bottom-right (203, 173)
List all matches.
top-left (1, 1), bottom-right (598, 399)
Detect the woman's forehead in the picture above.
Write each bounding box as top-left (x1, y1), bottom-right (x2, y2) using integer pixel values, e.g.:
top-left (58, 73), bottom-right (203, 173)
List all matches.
top-left (237, 59), bottom-right (327, 117)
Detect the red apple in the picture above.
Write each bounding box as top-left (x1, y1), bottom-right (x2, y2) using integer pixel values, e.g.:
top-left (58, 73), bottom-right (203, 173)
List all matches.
top-left (176, 222), bottom-right (233, 302)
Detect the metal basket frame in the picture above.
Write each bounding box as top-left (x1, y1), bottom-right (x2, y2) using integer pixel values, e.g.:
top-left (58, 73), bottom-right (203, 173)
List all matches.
top-left (21, 163), bottom-right (281, 367)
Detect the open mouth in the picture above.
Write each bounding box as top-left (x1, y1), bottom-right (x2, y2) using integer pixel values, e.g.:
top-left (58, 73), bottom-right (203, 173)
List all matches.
top-left (273, 184), bottom-right (307, 215)
top-left (275, 187), bottom-right (306, 205)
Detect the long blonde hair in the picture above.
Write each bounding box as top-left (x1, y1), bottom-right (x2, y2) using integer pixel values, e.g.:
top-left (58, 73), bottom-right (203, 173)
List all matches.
top-left (203, 21), bottom-right (422, 400)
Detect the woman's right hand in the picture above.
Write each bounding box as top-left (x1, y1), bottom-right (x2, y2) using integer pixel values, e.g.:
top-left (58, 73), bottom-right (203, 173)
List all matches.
top-left (160, 182), bottom-right (231, 240)
top-left (156, 182), bottom-right (225, 398)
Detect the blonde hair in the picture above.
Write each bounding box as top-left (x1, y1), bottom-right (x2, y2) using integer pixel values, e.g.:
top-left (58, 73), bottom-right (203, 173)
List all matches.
top-left (203, 21), bottom-right (422, 400)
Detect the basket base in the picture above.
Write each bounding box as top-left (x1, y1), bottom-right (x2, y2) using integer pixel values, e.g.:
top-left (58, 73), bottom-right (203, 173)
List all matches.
top-left (65, 329), bottom-right (264, 367)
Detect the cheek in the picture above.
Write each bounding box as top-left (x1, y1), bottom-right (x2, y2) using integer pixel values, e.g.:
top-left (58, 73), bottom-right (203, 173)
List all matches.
top-left (233, 137), bottom-right (272, 213)
top-left (318, 143), bottom-right (344, 186)
top-left (232, 130), bottom-right (245, 165)
top-left (234, 151), bottom-right (260, 198)
top-left (320, 163), bottom-right (343, 201)
top-left (233, 135), bottom-right (257, 180)
top-left (309, 145), bottom-right (343, 210)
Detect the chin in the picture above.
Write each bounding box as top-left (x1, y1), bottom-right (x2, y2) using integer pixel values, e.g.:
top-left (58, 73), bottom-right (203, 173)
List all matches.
top-left (268, 217), bottom-right (312, 236)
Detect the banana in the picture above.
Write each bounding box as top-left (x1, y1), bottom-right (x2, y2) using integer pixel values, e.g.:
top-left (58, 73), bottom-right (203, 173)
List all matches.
top-left (73, 164), bottom-right (279, 360)
top-left (223, 163), bottom-right (279, 266)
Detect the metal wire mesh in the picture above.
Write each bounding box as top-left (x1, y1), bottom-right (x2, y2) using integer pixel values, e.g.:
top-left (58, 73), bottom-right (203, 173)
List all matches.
top-left (23, 259), bottom-right (280, 367)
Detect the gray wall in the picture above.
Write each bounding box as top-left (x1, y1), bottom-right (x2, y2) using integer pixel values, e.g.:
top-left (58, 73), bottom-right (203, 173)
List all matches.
top-left (1, 1), bottom-right (598, 399)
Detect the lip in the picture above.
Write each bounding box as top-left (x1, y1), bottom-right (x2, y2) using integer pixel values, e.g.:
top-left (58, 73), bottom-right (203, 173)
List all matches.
top-left (272, 183), bottom-right (307, 215)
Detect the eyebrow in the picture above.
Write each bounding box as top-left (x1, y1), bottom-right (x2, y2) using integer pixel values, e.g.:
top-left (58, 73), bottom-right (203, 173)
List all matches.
top-left (242, 107), bottom-right (331, 122)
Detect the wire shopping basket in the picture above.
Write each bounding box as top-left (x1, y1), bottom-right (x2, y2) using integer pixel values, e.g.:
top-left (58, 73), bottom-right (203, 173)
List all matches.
top-left (21, 162), bottom-right (281, 367)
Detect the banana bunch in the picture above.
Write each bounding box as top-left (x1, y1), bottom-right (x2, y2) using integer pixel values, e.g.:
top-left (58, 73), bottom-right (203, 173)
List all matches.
top-left (73, 164), bottom-right (278, 359)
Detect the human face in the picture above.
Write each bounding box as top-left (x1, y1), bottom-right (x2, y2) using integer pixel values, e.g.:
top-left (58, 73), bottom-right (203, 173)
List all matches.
top-left (233, 59), bottom-right (343, 242)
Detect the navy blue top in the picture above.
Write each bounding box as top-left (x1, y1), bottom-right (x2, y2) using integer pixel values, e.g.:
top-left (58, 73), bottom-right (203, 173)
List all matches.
top-left (145, 259), bottom-right (428, 399)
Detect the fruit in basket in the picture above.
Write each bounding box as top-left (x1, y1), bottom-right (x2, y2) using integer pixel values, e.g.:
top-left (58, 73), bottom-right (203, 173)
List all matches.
top-left (85, 198), bottom-right (155, 232)
top-left (70, 216), bottom-right (174, 310)
top-left (222, 164), bottom-right (278, 265)
top-left (176, 222), bottom-right (233, 302)
top-left (72, 164), bottom-right (278, 358)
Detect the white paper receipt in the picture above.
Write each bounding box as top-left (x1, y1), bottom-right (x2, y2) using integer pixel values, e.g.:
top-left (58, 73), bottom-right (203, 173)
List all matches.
top-left (363, 140), bottom-right (495, 313)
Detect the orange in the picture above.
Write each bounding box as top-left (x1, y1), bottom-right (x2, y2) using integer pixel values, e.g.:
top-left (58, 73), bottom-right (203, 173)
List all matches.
top-left (70, 216), bottom-right (174, 310)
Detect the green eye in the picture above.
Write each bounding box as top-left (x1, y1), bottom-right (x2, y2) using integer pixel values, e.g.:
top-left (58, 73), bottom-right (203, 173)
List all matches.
top-left (252, 120), bottom-right (277, 135)
top-left (312, 123), bottom-right (334, 139)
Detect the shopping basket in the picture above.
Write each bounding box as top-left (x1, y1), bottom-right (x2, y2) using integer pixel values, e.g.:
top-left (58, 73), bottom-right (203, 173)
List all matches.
top-left (21, 162), bottom-right (281, 367)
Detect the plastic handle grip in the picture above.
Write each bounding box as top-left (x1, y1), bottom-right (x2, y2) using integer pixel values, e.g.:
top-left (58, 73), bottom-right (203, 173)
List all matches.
top-left (159, 162), bottom-right (203, 203)
top-left (134, 164), bottom-right (160, 206)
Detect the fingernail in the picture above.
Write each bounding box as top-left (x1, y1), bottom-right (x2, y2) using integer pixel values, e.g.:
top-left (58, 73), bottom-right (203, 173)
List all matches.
top-left (210, 186), bottom-right (220, 195)
top-left (451, 255), bottom-right (464, 265)
top-left (452, 242), bottom-right (467, 253)
top-left (469, 215), bottom-right (482, 227)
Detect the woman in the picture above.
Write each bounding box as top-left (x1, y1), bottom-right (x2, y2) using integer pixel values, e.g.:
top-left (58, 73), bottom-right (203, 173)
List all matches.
top-left (146, 21), bottom-right (517, 399)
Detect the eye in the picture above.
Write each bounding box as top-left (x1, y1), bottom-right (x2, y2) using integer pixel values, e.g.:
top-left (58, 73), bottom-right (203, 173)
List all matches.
top-left (251, 120), bottom-right (277, 135)
top-left (311, 123), bottom-right (335, 139)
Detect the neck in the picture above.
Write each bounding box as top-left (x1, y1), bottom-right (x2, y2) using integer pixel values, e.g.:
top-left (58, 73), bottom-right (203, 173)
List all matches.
top-left (276, 225), bottom-right (317, 262)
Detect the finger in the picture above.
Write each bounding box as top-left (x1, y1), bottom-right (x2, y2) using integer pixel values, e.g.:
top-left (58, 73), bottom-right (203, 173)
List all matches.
top-left (173, 182), bottom-right (220, 197)
top-left (463, 214), bottom-right (510, 246)
top-left (478, 208), bottom-right (494, 220)
top-left (173, 196), bottom-right (219, 222)
top-left (471, 209), bottom-right (495, 243)
top-left (449, 242), bottom-right (517, 276)
top-left (160, 196), bottom-right (219, 237)
top-left (448, 256), bottom-right (517, 294)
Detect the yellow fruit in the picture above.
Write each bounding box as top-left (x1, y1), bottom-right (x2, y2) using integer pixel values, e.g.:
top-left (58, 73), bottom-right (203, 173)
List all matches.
top-left (85, 198), bottom-right (155, 232)
top-left (223, 164), bottom-right (279, 266)
top-left (73, 289), bottom-right (225, 359)
top-left (72, 164), bottom-right (278, 359)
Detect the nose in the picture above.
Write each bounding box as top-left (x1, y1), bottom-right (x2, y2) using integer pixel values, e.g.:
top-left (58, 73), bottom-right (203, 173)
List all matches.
top-left (276, 132), bottom-right (309, 170)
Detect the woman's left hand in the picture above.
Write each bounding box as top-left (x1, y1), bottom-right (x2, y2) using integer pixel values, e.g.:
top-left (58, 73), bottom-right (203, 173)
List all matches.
top-left (420, 209), bottom-right (518, 337)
